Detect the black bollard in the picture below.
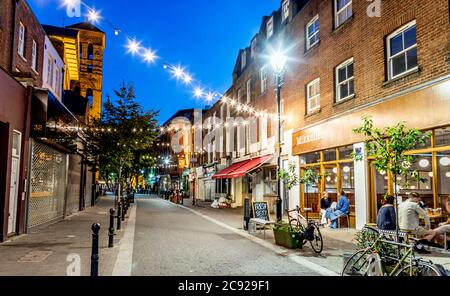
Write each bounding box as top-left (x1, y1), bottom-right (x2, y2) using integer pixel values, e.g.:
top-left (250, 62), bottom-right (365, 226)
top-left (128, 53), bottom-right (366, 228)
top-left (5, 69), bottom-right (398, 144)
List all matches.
top-left (116, 202), bottom-right (122, 230)
top-left (90, 223), bottom-right (101, 277)
top-left (108, 208), bottom-right (115, 248)
top-left (121, 200), bottom-right (126, 221)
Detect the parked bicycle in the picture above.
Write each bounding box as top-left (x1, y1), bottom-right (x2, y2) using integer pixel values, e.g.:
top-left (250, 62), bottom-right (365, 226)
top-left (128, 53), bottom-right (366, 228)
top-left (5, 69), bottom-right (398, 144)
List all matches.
top-left (287, 206), bottom-right (323, 254)
top-left (342, 226), bottom-right (446, 276)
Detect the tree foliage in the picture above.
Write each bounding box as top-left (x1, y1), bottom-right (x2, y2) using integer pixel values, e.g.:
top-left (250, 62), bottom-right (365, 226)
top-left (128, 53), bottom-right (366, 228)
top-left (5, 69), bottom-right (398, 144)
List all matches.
top-left (83, 82), bottom-right (159, 191)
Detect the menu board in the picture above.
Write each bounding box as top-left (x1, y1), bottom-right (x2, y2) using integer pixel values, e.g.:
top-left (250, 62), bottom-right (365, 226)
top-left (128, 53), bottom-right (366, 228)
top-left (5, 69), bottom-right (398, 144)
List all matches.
top-left (253, 202), bottom-right (269, 221)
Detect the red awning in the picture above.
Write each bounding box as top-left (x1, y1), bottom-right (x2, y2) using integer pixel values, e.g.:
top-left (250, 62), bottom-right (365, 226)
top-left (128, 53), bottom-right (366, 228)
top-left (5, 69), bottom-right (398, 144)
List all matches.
top-left (212, 160), bottom-right (249, 179)
top-left (228, 155), bottom-right (273, 179)
top-left (212, 155), bottom-right (273, 180)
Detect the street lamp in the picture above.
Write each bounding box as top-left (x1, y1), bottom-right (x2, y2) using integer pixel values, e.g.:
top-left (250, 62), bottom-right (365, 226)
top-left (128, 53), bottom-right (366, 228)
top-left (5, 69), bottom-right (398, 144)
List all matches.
top-left (270, 50), bottom-right (287, 222)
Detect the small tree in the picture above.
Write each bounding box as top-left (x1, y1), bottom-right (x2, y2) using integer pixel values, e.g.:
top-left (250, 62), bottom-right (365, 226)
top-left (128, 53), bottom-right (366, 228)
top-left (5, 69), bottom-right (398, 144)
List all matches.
top-left (353, 116), bottom-right (431, 241)
top-left (83, 82), bottom-right (159, 204)
top-left (278, 162), bottom-right (299, 220)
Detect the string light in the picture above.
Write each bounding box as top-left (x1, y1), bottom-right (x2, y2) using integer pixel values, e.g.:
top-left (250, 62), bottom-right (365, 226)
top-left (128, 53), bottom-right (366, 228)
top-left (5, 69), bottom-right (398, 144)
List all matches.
top-left (60, 0), bottom-right (285, 130)
top-left (86, 8), bottom-right (101, 24)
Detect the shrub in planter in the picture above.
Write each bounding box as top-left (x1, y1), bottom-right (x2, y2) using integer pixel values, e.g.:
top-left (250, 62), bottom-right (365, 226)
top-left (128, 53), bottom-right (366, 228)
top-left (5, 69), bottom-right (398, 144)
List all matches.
top-left (273, 223), bottom-right (303, 249)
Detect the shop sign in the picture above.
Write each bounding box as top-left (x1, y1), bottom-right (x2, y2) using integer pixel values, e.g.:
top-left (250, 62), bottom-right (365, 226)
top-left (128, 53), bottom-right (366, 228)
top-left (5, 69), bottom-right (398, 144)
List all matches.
top-left (296, 132), bottom-right (321, 146)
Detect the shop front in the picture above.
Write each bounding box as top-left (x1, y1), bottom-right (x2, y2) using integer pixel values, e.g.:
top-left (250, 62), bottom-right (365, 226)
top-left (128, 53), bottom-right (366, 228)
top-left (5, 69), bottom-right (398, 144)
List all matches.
top-left (292, 78), bottom-right (450, 229)
top-left (204, 164), bottom-right (218, 201)
top-left (213, 155), bottom-right (273, 208)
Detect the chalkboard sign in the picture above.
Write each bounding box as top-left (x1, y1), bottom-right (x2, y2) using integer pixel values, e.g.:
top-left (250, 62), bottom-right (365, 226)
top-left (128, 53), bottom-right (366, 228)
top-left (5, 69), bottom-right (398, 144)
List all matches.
top-left (253, 201), bottom-right (270, 221)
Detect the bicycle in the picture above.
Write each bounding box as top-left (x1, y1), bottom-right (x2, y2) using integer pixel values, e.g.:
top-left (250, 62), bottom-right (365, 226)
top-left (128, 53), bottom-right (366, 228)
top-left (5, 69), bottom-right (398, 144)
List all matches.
top-left (286, 206), bottom-right (323, 254)
top-left (342, 227), bottom-right (444, 276)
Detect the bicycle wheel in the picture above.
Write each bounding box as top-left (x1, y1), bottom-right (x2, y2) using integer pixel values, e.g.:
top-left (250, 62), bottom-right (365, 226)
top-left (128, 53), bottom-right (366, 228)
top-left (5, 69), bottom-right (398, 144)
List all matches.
top-left (341, 249), bottom-right (371, 276)
top-left (308, 224), bottom-right (323, 254)
top-left (394, 262), bottom-right (443, 276)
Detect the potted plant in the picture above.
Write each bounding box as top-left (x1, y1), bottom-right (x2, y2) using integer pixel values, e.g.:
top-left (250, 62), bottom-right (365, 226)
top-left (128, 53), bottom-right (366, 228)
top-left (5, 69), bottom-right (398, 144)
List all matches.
top-left (273, 222), bottom-right (303, 249)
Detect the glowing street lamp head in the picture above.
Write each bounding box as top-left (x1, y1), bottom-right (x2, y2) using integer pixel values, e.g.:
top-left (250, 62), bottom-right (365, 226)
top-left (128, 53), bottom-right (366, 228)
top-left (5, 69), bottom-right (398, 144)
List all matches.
top-left (270, 51), bottom-right (287, 73)
top-left (126, 39), bottom-right (141, 55)
top-left (86, 9), bottom-right (101, 24)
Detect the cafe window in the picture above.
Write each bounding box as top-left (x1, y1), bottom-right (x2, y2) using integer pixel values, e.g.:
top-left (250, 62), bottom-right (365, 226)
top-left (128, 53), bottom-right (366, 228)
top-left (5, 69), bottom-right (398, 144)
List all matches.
top-left (304, 152), bottom-right (321, 164)
top-left (437, 151), bottom-right (450, 208)
top-left (413, 130), bottom-right (432, 150)
top-left (397, 153), bottom-right (434, 207)
top-left (435, 127), bottom-right (450, 147)
top-left (323, 149), bottom-right (337, 162)
top-left (339, 145), bottom-right (354, 160)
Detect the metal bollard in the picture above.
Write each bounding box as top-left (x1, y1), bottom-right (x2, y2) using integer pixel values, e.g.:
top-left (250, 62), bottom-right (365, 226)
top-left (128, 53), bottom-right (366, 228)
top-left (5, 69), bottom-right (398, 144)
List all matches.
top-left (90, 223), bottom-right (101, 277)
top-left (108, 208), bottom-right (115, 248)
top-left (116, 202), bottom-right (122, 230)
top-left (121, 199), bottom-right (126, 221)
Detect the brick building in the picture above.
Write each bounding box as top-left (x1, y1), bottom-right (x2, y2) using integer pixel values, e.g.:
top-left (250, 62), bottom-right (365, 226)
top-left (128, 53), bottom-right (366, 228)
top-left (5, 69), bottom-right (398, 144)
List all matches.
top-left (192, 0), bottom-right (450, 229)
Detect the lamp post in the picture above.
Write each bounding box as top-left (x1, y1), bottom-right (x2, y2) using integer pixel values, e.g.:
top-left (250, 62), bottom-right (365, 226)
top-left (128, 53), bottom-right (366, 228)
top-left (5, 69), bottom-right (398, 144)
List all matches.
top-left (270, 51), bottom-right (287, 222)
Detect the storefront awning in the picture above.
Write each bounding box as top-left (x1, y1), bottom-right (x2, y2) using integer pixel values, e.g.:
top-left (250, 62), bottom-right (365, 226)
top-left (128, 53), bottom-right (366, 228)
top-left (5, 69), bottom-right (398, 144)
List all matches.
top-left (212, 160), bottom-right (249, 179)
top-left (212, 155), bottom-right (273, 179)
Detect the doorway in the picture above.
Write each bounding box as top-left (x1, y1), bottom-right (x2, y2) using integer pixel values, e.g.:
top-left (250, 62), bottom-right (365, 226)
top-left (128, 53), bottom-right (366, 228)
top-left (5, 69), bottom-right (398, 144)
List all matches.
top-left (8, 131), bottom-right (21, 235)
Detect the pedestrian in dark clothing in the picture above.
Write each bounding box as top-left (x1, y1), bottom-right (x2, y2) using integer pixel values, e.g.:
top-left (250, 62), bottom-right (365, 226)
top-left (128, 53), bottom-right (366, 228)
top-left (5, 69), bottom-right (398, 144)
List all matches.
top-left (377, 195), bottom-right (397, 231)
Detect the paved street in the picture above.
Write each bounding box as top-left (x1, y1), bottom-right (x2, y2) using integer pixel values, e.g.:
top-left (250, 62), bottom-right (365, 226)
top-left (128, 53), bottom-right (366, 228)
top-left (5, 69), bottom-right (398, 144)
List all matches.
top-left (129, 196), bottom-right (322, 276)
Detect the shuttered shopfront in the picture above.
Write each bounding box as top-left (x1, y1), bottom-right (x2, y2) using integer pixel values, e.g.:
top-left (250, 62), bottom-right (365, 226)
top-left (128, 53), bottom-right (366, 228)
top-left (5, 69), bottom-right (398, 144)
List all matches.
top-left (27, 140), bottom-right (67, 229)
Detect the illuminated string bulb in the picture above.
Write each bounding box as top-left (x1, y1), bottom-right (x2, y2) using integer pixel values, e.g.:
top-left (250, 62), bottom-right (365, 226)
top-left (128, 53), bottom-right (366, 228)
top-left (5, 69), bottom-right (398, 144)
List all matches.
top-left (172, 66), bottom-right (185, 79)
top-left (143, 49), bottom-right (157, 63)
top-left (205, 93), bottom-right (214, 102)
top-left (194, 87), bottom-right (204, 98)
top-left (126, 39), bottom-right (141, 55)
top-left (86, 8), bottom-right (101, 24)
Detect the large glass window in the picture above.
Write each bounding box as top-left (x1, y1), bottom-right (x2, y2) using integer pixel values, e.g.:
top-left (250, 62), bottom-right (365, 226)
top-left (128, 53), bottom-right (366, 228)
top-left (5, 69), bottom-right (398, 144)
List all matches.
top-left (387, 21), bottom-right (417, 80)
top-left (437, 151), bottom-right (450, 208)
top-left (339, 145), bottom-right (354, 160)
top-left (341, 163), bottom-right (355, 205)
top-left (435, 127), bottom-right (450, 147)
top-left (324, 149), bottom-right (337, 162)
top-left (304, 152), bottom-right (321, 164)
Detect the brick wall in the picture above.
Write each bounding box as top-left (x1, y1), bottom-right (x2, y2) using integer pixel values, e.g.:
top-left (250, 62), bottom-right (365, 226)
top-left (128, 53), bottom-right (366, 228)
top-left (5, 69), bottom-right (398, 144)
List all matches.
top-left (209, 0), bottom-right (450, 145)
top-left (11, 0), bottom-right (45, 87)
top-left (0, 0), bottom-right (15, 70)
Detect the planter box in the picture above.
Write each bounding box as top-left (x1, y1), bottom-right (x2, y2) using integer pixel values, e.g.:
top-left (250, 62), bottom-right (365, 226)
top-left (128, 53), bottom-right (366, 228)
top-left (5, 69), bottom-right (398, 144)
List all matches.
top-left (273, 224), bottom-right (303, 249)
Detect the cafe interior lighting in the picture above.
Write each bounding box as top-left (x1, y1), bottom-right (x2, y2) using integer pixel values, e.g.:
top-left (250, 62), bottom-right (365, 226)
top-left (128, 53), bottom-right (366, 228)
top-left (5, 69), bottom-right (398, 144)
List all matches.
top-left (440, 157), bottom-right (450, 167)
top-left (419, 159), bottom-right (430, 168)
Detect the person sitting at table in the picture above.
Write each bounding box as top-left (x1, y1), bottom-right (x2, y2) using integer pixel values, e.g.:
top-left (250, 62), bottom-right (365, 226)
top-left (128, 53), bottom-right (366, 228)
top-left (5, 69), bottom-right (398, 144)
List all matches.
top-left (376, 195), bottom-right (397, 231)
top-left (325, 190), bottom-right (350, 229)
top-left (320, 192), bottom-right (332, 226)
top-left (428, 199), bottom-right (450, 248)
top-left (398, 192), bottom-right (435, 242)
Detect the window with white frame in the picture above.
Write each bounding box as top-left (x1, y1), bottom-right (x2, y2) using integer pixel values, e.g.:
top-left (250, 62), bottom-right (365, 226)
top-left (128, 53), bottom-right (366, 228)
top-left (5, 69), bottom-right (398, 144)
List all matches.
top-left (335, 58), bottom-right (354, 102)
top-left (251, 38), bottom-right (257, 58)
top-left (306, 15), bottom-right (320, 50)
top-left (241, 51), bottom-right (247, 69)
top-left (246, 79), bottom-right (252, 103)
top-left (18, 22), bottom-right (26, 58)
top-left (55, 68), bottom-right (60, 96)
top-left (282, 0), bottom-right (290, 22)
top-left (387, 21), bottom-right (418, 80)
top-left (238, 88), bottom-right (243, 102)
top-left (266, 17), bottom-right (274, 39)
top-left (47, 56), bottom-right (53, 86)
top-left (261, 66), bottom-right (268, 93)
top-left (307, 78), bottom-right (320, 113)
top-left (335, 0), bottom-right (352, 28)
top-left (31, 40), bottom-right (37, 71)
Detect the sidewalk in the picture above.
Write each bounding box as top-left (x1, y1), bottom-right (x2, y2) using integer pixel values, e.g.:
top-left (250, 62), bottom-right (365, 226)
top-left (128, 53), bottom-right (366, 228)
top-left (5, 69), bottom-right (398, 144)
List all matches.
top-left (179, 198), bottom-right (450, 274)
top-left (0, 194), bottom-right (127, 276)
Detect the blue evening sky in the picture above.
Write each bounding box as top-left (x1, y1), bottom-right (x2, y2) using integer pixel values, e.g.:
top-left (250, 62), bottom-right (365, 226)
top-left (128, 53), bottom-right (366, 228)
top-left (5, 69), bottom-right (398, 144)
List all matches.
top-left (29, 0), bottom-right (281, 123)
